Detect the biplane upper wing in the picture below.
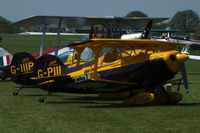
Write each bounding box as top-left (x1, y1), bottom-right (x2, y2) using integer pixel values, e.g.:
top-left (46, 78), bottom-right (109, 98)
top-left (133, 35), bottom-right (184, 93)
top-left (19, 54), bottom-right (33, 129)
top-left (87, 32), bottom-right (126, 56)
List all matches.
top-left (12, 15), bottom-right (168, 29)
top-left (11, 15), bottom-right (168, 56)
top-left (62, 39), bottom-right (177, 51)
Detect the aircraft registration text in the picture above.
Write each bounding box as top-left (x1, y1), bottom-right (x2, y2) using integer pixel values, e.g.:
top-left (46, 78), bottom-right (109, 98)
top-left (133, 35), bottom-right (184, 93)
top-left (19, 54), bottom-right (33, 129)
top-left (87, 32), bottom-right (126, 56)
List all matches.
top-left (11, 62), bottom-right (34, 75)
top-left (37, 65), bottom-right (62, 78)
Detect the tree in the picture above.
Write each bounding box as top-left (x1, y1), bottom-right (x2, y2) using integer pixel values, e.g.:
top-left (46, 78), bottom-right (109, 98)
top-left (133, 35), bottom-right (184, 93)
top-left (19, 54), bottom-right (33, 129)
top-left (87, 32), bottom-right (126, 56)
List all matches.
top-left (170, 10), bottom-right (199, 34)
top-left (0, 16), bottom-right (11, 33)
top-left (0, 16), bottom-right (19, 33)
top-left (125, 11), bottom-right (148, 17)
top-left (196, 22), bottom-right (200, 35)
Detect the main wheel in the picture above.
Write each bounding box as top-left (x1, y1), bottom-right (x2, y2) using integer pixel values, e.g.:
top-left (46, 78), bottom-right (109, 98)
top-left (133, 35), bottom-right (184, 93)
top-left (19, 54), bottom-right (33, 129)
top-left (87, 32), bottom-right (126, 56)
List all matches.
top-left (39, 97), bottom-right (44, 103)
top-left (13, 90), bottom-right (18, 96)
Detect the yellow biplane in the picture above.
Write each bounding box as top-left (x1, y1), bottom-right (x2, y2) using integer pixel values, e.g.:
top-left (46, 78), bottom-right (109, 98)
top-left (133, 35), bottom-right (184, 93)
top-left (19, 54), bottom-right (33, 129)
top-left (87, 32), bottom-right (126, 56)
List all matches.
top-left (10, 39), bottom-right (188, 105)
top-left (10, 15), bottom-right (167, 95)
top-left (10, 16), bottom-right (189, 105)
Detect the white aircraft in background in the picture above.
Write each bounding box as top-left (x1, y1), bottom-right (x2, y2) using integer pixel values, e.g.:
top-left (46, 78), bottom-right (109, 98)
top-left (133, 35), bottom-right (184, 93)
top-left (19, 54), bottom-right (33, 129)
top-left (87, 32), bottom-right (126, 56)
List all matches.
top-left (0, 46), bottom-right (12, 80)
top-left (181, 46), bottom-right (200, 60)
top-left (155, 32), bottom-right (200, 60)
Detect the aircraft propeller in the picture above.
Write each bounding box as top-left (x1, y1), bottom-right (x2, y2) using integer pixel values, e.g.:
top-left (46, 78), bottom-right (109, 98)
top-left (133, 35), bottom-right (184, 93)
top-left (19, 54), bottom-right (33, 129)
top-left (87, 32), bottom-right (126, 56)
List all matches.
top-left (180, 63), bottom-right (189, 95)
top-left (175, 35), bottom-right (189, 95)
top-left (177, 41), bottom-right (189, 95)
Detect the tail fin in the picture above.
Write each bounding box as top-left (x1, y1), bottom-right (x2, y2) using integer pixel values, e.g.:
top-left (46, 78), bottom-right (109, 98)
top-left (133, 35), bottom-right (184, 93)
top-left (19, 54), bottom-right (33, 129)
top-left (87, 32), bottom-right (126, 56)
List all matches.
top-left (35, 54), bottom-right (64, 79)
top-left (10, 52), bottom-right (36, 84)
top-left (141, 19), bottom-right (153, 39)
top-left (34, 54), bottom-right (68, 92)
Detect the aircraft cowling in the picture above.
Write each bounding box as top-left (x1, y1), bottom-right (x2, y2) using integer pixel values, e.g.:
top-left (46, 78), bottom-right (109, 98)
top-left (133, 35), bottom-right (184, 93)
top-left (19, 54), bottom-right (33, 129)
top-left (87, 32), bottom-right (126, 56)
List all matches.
top-left (162, 51), bottom-right (189, 74)
top-left (159, 51), bottom-right (189, 95)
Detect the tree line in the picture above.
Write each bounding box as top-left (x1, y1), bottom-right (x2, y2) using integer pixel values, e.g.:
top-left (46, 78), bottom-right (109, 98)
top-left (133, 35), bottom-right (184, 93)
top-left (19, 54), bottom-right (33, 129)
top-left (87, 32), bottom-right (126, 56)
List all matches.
top-left (0, 16), bottom-right (19, 33)
top-left (0, 9), bottom-right (200, 35)
top-left (126, 10), bottom-right (200, 35)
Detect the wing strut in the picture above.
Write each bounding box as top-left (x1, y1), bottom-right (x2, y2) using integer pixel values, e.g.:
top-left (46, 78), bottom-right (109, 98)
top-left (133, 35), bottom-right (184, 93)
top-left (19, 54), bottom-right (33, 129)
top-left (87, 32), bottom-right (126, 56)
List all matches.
top-left (89, 47), bottom-right (102, 80)
top-left (180, 63), bottom-right (189, 95)
top-left (55, 18), bottom-right (62, 56)
top-left (40, 25), bottom-right (46, 56)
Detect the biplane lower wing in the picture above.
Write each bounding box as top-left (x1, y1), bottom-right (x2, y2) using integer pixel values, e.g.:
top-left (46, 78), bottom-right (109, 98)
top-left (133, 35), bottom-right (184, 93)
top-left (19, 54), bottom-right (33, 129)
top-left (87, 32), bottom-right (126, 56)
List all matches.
top-left (36, 75), bottom-right (138, 94)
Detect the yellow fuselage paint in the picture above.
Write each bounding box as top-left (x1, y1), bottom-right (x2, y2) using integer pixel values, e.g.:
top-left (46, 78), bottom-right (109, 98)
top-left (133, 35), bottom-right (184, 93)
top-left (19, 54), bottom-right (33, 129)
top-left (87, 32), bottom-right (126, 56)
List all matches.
top-left (35, 50), bottom-right (188, 85)
top-left (65, 51), bottom-right (187, 80)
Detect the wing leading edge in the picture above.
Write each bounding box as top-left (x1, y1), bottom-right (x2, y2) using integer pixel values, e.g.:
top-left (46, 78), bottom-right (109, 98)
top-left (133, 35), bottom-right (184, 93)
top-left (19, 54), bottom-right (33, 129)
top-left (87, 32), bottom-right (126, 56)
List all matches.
top-left (62, 39), bottom-right (177, 52)
top-left (12, 15), bottom-right (168, 29)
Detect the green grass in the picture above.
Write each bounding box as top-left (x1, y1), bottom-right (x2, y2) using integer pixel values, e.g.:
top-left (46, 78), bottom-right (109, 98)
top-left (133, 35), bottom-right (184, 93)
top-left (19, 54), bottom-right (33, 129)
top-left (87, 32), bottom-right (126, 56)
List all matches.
top-left (0, 34), bottom-right (200, 133)
top-left (1, 34), bottom-right (84, 54)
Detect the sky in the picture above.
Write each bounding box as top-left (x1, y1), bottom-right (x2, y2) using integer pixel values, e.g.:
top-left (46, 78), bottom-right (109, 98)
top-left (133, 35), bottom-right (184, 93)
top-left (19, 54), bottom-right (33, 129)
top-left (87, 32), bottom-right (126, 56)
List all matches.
top-left (0, 0), bottom-right (200, 22)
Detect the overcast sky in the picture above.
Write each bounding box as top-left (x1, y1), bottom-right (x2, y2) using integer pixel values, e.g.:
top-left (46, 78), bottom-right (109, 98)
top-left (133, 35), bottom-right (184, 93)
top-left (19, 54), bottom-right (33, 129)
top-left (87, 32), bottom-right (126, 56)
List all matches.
top-left (1, 0), bottom-right (200, 22)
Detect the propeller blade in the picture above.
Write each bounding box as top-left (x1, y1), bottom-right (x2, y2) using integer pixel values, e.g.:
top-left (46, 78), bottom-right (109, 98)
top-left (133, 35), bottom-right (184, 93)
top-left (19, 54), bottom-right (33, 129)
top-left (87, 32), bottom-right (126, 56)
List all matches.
top-left (180, 63), bottom-right (189, 95)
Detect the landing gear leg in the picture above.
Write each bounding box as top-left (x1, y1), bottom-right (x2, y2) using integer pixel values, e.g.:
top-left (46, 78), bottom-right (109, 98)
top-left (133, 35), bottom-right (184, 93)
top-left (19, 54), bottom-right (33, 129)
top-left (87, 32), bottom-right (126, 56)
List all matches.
top-left (13, 86), bottom-right (24, 96)
top-left (39, 91), bottom-right (52, 103)
top-left (177, 79), bottom-right (182, 92)
top-left (161, 85), bottom-right (172, 103)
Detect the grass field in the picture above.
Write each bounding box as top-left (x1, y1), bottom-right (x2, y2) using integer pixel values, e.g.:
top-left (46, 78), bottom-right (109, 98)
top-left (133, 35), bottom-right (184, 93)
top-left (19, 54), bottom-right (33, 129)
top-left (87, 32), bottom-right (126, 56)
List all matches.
top-left (0, 34), bottom-right (200, 133)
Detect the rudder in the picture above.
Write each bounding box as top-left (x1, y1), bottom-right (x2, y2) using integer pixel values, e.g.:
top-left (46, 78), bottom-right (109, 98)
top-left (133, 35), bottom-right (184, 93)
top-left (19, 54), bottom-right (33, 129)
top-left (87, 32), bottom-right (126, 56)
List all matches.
top-left (10, 52), bottom-right (36, 84)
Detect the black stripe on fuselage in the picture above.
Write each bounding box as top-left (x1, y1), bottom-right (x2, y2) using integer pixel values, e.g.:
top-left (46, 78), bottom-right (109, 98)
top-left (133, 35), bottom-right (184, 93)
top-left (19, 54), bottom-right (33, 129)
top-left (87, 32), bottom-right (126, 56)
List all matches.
top-left (61, 60), bottom-right (95, 74)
